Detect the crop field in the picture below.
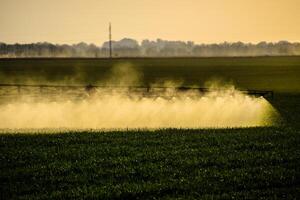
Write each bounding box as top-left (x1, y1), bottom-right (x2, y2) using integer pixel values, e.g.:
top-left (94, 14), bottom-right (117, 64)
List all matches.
top-left (0, 56), bottom-right (300, 92)
top-left (0, 57), bottom-right (300, 199)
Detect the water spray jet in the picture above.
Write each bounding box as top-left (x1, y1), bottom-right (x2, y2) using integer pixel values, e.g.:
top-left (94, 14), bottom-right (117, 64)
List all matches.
top-left (0, 64), bottom-right (279, 130)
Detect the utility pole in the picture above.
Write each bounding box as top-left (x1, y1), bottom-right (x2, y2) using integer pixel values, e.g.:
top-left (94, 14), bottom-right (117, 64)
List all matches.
top-left (109, 22), bottom-right (112, 58)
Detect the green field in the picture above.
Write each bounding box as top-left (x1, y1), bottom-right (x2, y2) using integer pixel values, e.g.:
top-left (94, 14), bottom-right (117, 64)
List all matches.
top-left (1, 126), bottom-right (299, 199)
top-left (0, 57), bottom-right (300, 199)
top-left (1, 56), bottom-right (300, 92)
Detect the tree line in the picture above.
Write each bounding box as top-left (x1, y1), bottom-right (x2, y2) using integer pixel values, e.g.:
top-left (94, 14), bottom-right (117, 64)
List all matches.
top-left (1, 38), bottom-right (300, 57)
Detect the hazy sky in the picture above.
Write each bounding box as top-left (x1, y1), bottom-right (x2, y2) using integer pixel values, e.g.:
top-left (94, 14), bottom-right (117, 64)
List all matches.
top-left (1, 0), bottom-right (300, 44)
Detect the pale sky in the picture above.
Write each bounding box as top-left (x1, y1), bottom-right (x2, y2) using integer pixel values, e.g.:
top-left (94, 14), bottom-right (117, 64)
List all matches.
top-left (1, 0), bottom-right (300, 45)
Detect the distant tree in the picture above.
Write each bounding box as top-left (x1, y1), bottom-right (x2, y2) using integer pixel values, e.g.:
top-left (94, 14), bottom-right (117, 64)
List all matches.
top-left (1, 39), bottom-right (300, 58)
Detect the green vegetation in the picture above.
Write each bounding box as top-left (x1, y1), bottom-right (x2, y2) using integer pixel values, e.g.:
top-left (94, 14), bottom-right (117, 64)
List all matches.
top-left (0, 57), bottom-right (299, 199)
top-left (1, 127), bottom-right (299, 199)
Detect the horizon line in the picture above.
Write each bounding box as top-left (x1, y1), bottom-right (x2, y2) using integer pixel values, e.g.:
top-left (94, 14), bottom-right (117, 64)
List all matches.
top-left (1, 39), bottom-right (300, 47)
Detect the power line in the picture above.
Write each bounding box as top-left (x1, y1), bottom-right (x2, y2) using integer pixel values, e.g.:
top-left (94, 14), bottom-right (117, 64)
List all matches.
top-left (109, 22), bottom-right (112, 58)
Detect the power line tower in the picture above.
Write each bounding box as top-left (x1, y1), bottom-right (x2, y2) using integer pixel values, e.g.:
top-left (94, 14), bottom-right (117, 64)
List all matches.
top-left (109, 22), bottom-right (112, 58)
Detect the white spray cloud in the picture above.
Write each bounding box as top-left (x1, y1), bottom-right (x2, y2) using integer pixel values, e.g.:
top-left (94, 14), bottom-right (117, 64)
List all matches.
top-left (0, 63), bottom-right (279, 130)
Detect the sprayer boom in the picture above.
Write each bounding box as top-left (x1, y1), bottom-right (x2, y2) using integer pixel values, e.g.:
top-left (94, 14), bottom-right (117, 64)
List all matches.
top-left (0, 83), bottom-right (274, 98)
